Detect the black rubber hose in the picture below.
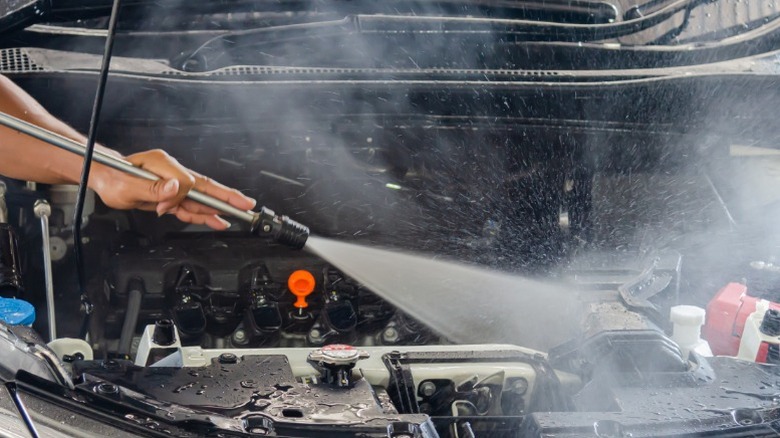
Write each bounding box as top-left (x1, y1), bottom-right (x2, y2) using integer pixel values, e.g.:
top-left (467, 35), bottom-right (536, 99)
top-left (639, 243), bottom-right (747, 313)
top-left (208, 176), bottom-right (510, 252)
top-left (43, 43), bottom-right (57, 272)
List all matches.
top-left (117, 278), bottom-right (144, 357)
top-left (74, 0), bottom-right (122, 339)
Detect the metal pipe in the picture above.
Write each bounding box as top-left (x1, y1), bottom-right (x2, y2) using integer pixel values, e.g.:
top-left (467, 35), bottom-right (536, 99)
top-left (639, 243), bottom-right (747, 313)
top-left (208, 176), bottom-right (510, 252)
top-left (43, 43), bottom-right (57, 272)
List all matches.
top-left (0, 111), bottom-right (255, 223)
top-left (33, 200), bottom-right (55, 341)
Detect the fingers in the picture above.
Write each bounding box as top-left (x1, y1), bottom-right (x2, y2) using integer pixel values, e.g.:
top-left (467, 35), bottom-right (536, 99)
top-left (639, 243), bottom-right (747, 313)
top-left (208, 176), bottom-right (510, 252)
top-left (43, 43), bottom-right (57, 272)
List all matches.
top-left (191, 172), bottom-right (256, 211)
top-left (167, 206), bottom-right (232, 230)
top-left (149, 193), bottom-right (231, 218)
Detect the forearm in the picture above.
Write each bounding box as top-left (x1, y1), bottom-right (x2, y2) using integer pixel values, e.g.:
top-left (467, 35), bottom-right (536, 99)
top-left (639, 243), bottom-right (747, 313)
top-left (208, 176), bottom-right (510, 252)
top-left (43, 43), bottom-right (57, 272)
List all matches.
top-left (0, 76), bottom-right (255, 230)
top-left (0, 75), bottom-right (113, 187)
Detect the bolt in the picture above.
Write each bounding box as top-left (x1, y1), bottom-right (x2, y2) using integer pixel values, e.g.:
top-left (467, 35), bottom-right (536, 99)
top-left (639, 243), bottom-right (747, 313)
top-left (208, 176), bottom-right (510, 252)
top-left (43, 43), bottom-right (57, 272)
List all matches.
top-left (33, 199), bottom-right (51, 218)
top-left (420, 381), bottom-right (437, 397)
top-left (232, 330), bottom-right (247, 344)
top-left (511, 377), bottom-right (529, 395)
top-left (382, 327), bottom-right (399, 343)
top-left (310, 328), bottom-right (322, 339)
top-left (96, 382), bottom-right (119, 395)
top-left (219, 352), bottom-right (238, 364)
top-left (262, 224), bottom-right (272, 233)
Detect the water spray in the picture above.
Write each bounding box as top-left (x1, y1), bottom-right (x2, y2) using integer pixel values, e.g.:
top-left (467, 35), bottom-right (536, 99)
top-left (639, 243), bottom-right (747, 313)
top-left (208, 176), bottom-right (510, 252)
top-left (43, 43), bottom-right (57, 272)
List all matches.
top-left (0, 111), bottom-right (310, 249)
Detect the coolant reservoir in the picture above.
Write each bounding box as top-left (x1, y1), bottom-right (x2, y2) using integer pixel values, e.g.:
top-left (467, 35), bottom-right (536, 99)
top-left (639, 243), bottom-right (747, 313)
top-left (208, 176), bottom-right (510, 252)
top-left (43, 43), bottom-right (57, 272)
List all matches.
top-left (670, 305), bottom-right (713, 359)
top-left (0, 297), bottom-right (35, 326)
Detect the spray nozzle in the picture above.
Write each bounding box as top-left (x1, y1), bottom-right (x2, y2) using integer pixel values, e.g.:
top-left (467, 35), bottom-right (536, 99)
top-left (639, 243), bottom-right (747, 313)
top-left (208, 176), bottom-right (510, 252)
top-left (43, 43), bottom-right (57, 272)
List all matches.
top-left (250, 207), bottom-right (309, 249)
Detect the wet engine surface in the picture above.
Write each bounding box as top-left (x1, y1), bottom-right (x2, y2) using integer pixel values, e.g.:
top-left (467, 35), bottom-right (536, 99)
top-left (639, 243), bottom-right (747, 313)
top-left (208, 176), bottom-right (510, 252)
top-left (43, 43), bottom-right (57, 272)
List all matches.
top-left (74, 355), bottom-right (427, 433)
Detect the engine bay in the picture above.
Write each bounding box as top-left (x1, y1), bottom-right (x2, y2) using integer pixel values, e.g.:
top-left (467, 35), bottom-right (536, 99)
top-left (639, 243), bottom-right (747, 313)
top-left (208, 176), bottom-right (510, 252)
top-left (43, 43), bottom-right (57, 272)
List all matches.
top-left (2, 1), bottom-right (780, 434)
top-left (2, 125), bottom-right (778, 436)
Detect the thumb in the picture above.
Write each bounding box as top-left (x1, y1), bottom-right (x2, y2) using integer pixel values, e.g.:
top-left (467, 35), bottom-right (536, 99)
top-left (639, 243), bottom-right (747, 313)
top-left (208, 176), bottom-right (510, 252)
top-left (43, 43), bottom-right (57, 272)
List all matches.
top-left (151, 179), bottom-right (179, 213)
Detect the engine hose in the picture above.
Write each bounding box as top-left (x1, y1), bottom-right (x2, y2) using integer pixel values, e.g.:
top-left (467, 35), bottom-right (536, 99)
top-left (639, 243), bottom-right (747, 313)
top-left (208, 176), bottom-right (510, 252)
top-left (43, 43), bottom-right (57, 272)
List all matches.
top-left (117, 278), bottom-right (144, 357)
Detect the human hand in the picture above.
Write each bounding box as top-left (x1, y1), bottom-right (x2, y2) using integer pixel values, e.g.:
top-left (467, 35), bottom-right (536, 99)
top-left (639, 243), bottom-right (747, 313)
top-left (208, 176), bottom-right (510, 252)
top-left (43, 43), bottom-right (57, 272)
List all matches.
top-left (90, 149), bottom-right (256, 230)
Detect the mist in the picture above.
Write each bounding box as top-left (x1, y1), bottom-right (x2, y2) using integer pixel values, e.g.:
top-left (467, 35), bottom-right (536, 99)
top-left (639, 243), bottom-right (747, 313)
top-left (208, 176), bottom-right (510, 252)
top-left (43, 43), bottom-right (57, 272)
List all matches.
top-left (20, 0), bottom-right (780, 356)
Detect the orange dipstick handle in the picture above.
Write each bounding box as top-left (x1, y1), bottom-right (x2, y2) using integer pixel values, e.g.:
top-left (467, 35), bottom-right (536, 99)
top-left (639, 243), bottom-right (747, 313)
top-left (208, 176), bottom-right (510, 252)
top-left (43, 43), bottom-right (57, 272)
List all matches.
top-left (288, 270), bottom-right (316, 310)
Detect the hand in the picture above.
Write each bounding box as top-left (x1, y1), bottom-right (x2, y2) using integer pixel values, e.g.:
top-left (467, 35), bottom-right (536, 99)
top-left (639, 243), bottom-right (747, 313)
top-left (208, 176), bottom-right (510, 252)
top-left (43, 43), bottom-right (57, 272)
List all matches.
top-left (90, 149), bottom-right (256, 230)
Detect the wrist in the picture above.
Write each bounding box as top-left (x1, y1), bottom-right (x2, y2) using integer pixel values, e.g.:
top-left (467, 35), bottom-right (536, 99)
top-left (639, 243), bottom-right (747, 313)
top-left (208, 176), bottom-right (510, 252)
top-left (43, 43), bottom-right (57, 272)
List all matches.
top-left (84, 147), bottom-right (123, 195)
top-left (87, 162), bottom-right (111, 197)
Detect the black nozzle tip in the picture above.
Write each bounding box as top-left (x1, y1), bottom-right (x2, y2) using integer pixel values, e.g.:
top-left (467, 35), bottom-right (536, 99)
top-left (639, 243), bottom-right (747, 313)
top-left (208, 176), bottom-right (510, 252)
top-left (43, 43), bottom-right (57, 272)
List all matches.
top-left (251, 207), bottom-right (309, 249)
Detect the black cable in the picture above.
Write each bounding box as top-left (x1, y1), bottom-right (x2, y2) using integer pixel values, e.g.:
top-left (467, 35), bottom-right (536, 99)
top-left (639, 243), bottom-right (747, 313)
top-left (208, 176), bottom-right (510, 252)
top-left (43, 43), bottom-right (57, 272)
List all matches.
top-left (74, 0), bottom-right (123, 340)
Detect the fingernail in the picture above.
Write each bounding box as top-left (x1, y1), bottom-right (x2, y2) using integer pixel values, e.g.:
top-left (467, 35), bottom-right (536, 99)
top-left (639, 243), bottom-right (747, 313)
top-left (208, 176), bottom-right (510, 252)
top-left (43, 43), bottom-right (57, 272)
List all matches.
top-left (248, 198), bottom-right (257, 208)
top-left (163, 179), bottom-right (178, 194)
top-left (217, 216), bottom-right (231, 229)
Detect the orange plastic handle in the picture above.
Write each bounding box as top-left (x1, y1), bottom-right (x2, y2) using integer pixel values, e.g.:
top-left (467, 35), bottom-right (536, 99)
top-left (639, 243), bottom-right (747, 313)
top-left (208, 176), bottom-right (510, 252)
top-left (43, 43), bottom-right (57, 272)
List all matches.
top-left (288, 270), bottom-right (316, 309)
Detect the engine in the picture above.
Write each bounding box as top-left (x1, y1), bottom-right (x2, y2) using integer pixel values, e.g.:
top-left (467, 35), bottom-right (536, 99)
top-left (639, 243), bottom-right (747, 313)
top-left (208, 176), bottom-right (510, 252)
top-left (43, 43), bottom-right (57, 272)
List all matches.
top-left (98, 236), bottom-right (437, 357)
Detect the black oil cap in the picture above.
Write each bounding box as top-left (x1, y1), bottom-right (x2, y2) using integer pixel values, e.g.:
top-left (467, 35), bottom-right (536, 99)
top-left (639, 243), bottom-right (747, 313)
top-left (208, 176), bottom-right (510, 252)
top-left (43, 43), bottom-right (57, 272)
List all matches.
top-left (760, 309), bottom-right (780, 336)
top-left (250, 207), bottom-right (309, 249)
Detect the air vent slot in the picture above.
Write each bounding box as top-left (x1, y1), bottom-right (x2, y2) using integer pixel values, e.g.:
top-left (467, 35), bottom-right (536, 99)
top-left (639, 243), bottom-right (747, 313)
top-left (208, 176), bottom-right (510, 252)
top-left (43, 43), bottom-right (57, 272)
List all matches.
top-left (208, 66), bottom-right (561, 77)
top-left (213, 66), bottom-right (273, 76)
top-left (0, 48), bottom-right (43, 73)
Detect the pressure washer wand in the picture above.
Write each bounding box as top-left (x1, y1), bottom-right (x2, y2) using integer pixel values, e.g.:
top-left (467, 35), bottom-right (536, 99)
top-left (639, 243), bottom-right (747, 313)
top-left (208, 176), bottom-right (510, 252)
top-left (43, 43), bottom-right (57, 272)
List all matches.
top-left (0, 111), bottom-right (309, 249)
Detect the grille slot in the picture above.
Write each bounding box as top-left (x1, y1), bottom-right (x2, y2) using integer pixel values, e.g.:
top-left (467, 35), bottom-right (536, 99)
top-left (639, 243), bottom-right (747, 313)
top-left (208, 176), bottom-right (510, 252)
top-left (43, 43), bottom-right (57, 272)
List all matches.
top-left (0, 48), bottom-right (43, 72)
